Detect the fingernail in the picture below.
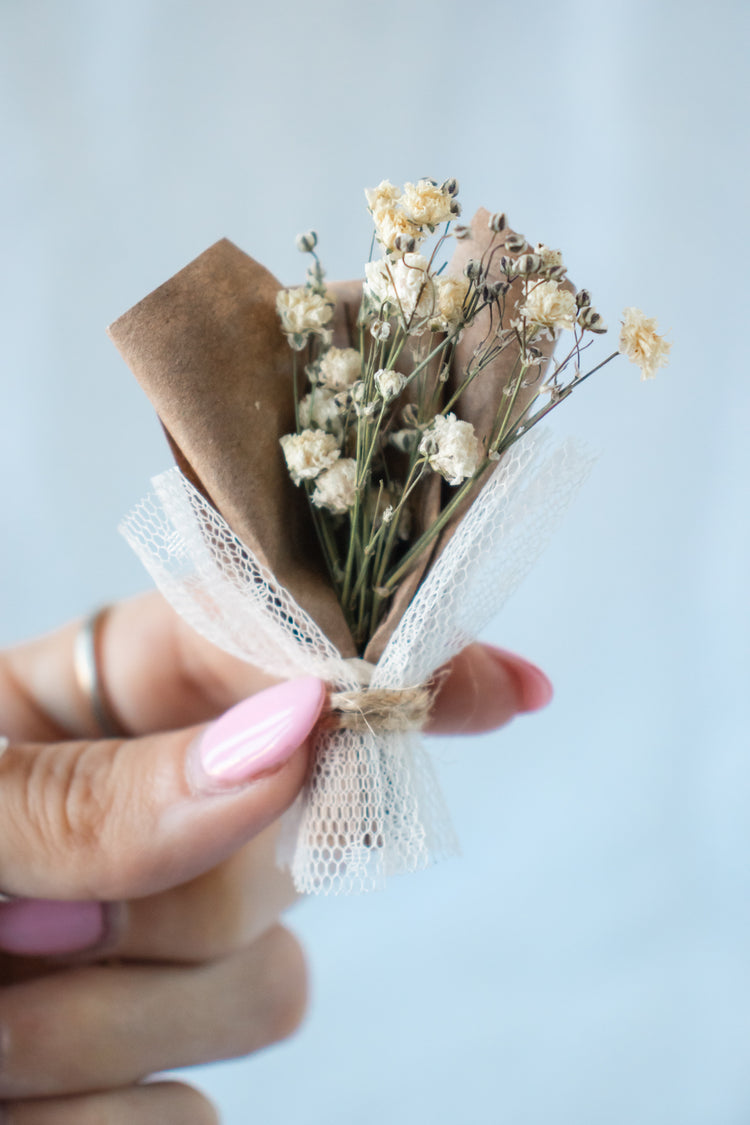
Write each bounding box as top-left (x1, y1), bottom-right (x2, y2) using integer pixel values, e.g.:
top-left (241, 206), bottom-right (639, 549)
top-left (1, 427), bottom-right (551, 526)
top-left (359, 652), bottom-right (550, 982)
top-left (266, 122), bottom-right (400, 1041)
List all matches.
top-left (487, 647), bottom-right (554, 712)
top-left (197, 676), bottom-right (326, 785)
top-left (0, 899), bottom-right (107, 956)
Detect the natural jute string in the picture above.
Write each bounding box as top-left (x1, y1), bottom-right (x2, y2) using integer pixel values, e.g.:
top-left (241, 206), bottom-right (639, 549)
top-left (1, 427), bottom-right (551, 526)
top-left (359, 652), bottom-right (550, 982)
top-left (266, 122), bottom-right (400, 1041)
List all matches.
top-left (327, 682), bottom-right (435, 733)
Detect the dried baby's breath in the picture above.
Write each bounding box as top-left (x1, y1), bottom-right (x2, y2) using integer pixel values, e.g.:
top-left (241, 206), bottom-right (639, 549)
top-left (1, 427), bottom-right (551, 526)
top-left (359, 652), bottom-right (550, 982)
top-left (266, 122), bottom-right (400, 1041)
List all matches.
top-left (276, 177), bottom-right (670, 650)
top-left (521, 280), bottom-right (577, 332)
top-left (419, 413), bottom-right (480, 486)
top-left (618, 307), bottom-right (671, 380)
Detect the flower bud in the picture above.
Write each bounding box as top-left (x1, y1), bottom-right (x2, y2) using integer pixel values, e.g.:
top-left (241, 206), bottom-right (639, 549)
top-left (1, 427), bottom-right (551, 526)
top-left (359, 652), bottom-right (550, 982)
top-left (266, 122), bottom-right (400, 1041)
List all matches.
top-left (578, 307), bottom-right (608, 333)
top-left (394, 233), bottom-right (416, 254)
top-left (517, 253), bottom-right (542, 274)
top-left (296, 230), bottom-right (318, 253)
top-left (452, 224), bottom-right (470, 240)
top-left (546, 264), bottom-right (567, 281)
top-left (499, 256), bottom-right (518, 279)
top-left (482, 279), bottom-right (507, 302)
top-left (575, 288), bottom-right (592, 308)
top-left (464, 259), bottom-right (483, 281)
top-left (370, 319), bottom-right (392, 341)
top-left (401, 403), bottom-right (420, 428)
top-left (449, 199), bottom-right (462, 217)
top-left (441, 177), bottom-right (459, 196)
top-left (504, 233), bottom-right (526, 253)
top-left (488, 211), bottom-right (507, 233)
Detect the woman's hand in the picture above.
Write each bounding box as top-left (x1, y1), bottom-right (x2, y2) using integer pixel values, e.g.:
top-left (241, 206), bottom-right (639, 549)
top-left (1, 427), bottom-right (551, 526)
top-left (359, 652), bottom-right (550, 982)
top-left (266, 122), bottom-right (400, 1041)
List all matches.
top-left (0, 593), bottom-right (551, 1123)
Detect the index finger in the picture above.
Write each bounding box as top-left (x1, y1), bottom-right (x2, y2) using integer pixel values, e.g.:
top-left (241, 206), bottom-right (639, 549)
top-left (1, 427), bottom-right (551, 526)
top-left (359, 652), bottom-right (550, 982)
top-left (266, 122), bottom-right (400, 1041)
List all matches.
top-left (1, 593), bottom-right (550, 742)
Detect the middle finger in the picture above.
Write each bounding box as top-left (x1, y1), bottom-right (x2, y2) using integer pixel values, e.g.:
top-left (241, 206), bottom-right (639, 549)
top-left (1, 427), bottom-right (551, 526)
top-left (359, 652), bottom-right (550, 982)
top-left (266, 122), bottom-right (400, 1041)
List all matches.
top-left (0, 925), bottom-right (306, 1100)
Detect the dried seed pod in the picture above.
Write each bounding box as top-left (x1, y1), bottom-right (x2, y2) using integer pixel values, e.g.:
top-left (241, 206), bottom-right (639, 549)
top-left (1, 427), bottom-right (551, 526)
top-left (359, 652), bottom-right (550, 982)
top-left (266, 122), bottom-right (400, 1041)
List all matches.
top-left (505, 232), bottom-right (527, 252)
top-left (575, 288), bottom-right (592, 308)
top-left (452, 224), bottom-right (470, 240)
top-left (450, 199), bottom-right (462, 216)
top-left (578, 307), bottom-right (608, 333)
top-left (464, 258), bottom-right (483, 281)
top-left (394, 234), bottom-right (417, 254)
top-left (296, 230), bottom-right (318, 253)
top-left (441, 177), bottom-right (459, 196)
top-left (401, 403), bottom-right (420, 428)
top-left (546, 264), bottom-right (567, 280)
top-left (517, 253), bottom-right (543, 274)
top-left (488, 211), bottom-right (507, 233)
top-left (370, 319), bottom-right (392, 341)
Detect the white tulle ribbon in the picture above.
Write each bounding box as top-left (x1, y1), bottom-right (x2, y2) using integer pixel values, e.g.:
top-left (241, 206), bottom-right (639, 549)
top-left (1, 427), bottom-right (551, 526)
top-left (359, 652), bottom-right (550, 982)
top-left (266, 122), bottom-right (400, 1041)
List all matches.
top-left (120, 428), bottom-right (594, 895)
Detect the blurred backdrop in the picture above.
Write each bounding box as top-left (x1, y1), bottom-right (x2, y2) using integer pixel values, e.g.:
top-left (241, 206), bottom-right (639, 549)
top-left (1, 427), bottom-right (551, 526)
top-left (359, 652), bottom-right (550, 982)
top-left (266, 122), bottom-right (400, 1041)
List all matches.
top-left (1, 1), bottom-right (748, 1121)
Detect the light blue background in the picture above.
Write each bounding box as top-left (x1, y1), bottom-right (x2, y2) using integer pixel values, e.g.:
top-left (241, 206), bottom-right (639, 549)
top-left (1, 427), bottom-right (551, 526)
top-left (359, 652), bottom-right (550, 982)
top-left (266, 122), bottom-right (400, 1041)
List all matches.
top-left (1, 1), bottom-right (749, 1121)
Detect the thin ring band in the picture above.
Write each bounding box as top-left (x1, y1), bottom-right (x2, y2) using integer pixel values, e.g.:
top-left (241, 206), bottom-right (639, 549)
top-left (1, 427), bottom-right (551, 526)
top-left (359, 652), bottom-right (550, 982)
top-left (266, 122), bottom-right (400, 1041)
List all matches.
top-left (73, 608), bottom-right (126, 738)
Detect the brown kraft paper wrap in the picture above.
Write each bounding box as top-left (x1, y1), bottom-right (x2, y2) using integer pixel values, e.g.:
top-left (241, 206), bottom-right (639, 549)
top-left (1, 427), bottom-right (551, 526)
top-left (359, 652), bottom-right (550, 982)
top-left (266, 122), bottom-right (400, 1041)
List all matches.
top-left (109, 211), bottom-right (562, 663)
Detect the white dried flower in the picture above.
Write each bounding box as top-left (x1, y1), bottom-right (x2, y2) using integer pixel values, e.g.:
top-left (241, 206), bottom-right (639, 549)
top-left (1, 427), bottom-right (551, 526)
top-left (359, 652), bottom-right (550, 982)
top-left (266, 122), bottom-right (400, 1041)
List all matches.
top-left (618, 307), bottom-right (671, 380)
top-left (318, 346), bottom-right (361, 391)
top-left (534, 243), bottom-right (565, 271)
top-left (280, 429), bottom-right (340, 485)
top-left (298, 388), bottom-right (344, 437)
top-left (401, 180), bottom-right (455, 227)
top-left (372, 205), bottom-right (424, 255)
top-left (312, 458), bottom-right (357, 514)
top-left (429, 275), bottom-right (470, 333)
top-left (419, 412), bottom-right (480, 486)
top-left (521, 280), bottom-right (577, 332)
top-left (364, 253), bottom-right (436, 326)
top-left (276, 287), bottom-right (334, 347)
top-left (365, 180), bottom-right (401, 212)
top-left (375, 368), bottom-right (407, 400)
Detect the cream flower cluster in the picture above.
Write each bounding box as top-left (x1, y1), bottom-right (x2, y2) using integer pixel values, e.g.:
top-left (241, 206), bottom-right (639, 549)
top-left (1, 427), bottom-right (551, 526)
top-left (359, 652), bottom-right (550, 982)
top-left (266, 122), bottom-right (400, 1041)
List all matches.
top-left (419, 412), bottom-right (480, 486)
top-left (276, 287), bottom-right (334, 350)
top-left (521, 280), bottom-right (577, 333)
top-left (317, 346), bottom-right (361, 391)
top-left (429, 275), bottom-right (470, 333)
top-left (279, 429), bottom-right (340, 485)
top-left (618, 307), bottom-right (672, 380)
top-left (364, 253), bottom-right (436, 326)
top-left (312, 459), bottom-right (357, 514)
top-left (365, 178), bottom-right (459, 255)
top-left (298, 388), bottom-right (343, 436)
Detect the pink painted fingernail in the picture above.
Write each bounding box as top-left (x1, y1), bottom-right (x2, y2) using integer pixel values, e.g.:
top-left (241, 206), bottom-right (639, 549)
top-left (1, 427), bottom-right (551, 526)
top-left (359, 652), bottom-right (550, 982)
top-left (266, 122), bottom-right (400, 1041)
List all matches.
top-left (0, 899), bottom-right (106, 956)
top-left (197, 677), bottom-right (326, 785)
top-left (487, 647), bottom-right (554, 712)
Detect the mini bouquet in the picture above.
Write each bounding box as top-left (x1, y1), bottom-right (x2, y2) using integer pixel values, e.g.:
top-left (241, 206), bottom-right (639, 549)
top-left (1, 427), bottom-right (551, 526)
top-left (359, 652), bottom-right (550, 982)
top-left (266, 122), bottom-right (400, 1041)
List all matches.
top-left (112, 178), bottom-right (670, 894)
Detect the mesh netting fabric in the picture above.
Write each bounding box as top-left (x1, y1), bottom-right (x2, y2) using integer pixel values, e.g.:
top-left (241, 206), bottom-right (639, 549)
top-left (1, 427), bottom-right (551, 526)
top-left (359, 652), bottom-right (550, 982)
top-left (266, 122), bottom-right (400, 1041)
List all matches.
top-left (120, 428), bottom-right (594, 895)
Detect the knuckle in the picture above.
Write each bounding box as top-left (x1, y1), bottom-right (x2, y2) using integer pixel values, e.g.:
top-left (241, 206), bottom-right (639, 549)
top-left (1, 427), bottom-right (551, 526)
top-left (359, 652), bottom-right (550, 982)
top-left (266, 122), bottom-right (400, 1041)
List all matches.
top-left (17, 740), bottom-right (115, 867)
top-left (12, 738), bottom-right (150, 898)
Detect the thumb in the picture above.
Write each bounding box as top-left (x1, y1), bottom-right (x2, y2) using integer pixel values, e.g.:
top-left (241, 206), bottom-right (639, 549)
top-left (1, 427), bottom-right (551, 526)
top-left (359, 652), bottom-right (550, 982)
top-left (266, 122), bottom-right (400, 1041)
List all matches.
top-left (0, 677), bottom-right (325, 901)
